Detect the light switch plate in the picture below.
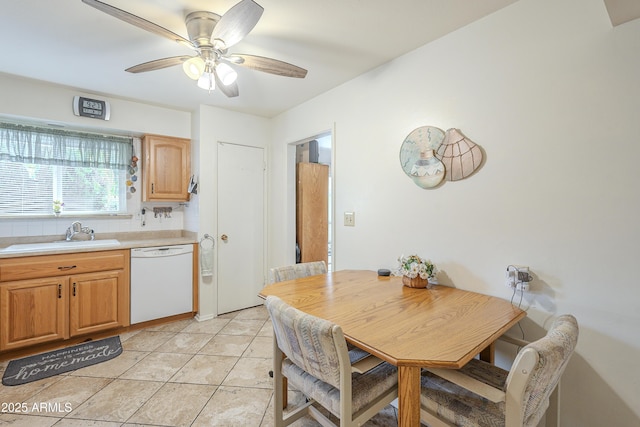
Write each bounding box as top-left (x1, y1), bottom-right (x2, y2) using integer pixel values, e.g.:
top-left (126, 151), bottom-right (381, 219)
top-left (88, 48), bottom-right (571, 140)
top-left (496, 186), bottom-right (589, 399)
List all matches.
top-left (344, 212), bottom-right (355, 226)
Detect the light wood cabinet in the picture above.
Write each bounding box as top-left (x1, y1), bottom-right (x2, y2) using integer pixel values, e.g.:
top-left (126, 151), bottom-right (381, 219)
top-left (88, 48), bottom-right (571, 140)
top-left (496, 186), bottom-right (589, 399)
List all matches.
top-left (296, 162), bottom-right (329, 265)
top-left (0, 278), bottom-right (68, 350)
top-left (142, 134), bottom-right (191, 201)
top-left (69, 270), bottom-right (123, 336)
top-left (0, 250), bottom-right (130, 352)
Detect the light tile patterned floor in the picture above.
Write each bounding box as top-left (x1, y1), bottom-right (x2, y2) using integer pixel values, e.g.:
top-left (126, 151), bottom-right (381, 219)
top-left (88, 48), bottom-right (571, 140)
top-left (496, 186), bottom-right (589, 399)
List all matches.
top-left (0, 305), bottom-right (398, 426)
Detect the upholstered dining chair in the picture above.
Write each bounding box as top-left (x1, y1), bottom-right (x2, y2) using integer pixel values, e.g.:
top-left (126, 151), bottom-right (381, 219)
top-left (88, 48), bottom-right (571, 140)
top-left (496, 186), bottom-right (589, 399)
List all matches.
top-left (266, 261), bottom-right (327, 381)
top-left (419, 314), bottom-right (579, 427)
top-left (267, 260), bottom-right (327, 284)
top-left (267, 260), bottom-right (381, 365)
top-left (265, 295), bottom-right (399, 427)
top-left (266, 261), bottom-right (382, 407)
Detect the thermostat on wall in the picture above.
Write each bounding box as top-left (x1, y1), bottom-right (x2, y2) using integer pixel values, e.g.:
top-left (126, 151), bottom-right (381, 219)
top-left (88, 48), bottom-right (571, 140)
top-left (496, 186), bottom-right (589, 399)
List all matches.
top-left (73, 96), bottom-right (110, 120)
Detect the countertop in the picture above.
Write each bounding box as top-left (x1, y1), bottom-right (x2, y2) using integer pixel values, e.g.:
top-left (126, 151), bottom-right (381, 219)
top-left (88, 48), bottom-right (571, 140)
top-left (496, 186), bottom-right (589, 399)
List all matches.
top-left (0, 231), bottom-right (198, 258)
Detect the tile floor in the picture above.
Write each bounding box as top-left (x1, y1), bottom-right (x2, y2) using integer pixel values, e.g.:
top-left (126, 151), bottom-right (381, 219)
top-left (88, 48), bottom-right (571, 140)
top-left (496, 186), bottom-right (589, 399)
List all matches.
top-left (0, 305), bottom-right (398, 426)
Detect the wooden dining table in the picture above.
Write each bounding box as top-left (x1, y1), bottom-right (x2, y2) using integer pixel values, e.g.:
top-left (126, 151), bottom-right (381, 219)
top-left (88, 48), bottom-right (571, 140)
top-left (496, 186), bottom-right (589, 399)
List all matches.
top-left (259, 270), bottom-right (526, 427)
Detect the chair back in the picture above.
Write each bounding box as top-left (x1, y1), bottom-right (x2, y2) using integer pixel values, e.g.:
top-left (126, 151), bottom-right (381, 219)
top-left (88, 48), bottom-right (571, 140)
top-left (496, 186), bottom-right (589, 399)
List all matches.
top-left (268, 261), bottom-right (327, 284)
top-left (507, 314), bottom-right (579, 426)
top-left (265, 295), bottom-right (348, 390)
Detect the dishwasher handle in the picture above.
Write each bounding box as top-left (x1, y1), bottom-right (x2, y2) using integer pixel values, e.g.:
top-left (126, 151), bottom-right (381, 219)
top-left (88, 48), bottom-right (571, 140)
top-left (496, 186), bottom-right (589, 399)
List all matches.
top-left (131, 245), bottom-right (193, 258)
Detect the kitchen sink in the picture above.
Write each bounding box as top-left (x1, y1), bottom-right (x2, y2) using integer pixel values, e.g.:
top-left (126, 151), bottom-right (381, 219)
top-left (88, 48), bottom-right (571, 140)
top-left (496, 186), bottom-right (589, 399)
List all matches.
top-left (2, 239), bottom-right (120, 253)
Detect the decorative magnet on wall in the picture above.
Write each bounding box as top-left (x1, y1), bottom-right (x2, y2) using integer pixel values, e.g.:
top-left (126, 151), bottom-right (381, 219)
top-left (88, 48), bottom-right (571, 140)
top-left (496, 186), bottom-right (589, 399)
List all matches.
top-left (126, 148), bottom-right (138, 195)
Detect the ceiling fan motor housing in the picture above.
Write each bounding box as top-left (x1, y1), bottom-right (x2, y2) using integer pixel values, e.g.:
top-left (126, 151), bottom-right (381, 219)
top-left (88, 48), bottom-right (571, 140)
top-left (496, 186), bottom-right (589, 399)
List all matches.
top-left (185, 11), bottom-right (221, 49)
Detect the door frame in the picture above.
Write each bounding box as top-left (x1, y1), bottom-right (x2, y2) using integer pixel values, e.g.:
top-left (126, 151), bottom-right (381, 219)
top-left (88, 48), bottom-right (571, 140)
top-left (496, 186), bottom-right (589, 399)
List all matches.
top-left (288, 129), bottom-right (334, 270)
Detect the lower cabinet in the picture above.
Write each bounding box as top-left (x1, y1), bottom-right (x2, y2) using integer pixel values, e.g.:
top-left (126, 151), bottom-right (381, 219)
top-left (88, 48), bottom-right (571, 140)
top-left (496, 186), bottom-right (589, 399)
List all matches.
top-left (69, 270), bottom-right (124, 337)
top-left (0, 250), bottom-right (130, 352)
top-left (0, 278), bottom-right (67, 350)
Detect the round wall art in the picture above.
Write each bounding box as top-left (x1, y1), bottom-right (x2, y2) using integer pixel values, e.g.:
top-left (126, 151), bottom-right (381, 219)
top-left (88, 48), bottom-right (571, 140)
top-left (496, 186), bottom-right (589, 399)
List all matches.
top-left (399, 126), bottom-right (446, 189)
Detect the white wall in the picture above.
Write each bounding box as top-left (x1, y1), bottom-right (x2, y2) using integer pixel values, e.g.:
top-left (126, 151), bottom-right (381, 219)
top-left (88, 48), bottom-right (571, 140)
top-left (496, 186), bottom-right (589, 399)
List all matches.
top-left (0, 73), bottom-right (191, 237)
top-left (271, 0), bottom-right (640, 425)
top-left (193, 105), bottom-right (271, 320)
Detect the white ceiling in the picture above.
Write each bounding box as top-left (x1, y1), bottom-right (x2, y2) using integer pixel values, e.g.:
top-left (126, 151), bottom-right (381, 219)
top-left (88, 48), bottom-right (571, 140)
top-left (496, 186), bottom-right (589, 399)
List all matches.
top-left (0, 1), bottom-right (633, 118)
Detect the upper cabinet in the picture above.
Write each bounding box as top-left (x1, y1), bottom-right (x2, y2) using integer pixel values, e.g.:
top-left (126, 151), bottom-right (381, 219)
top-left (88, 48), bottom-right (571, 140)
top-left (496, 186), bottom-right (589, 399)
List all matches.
top-left (142, 134), bottom-right (191, 201)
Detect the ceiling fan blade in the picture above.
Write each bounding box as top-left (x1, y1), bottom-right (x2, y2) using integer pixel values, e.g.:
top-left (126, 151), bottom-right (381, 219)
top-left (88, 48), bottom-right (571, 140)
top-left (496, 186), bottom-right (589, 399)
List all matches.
top-left (211, 0), bottom-right (264, 50)
top-left (125, 56), bottom-right (193, 73)
top-left (227, 54), bottom-right (307, 78)
top-left (82, 0), bottom-right (195, 50)
top-left (215, 72), bottom-right (239, 98)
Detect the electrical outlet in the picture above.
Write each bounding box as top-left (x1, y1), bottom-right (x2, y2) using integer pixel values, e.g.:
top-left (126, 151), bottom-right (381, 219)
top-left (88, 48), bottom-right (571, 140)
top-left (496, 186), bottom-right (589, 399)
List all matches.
top-left (506, 265), bottom-right (531, 290)
top-left (518, 282), bottom-right (530, 292)
top-left (344, 212), bottom-right (355, 227)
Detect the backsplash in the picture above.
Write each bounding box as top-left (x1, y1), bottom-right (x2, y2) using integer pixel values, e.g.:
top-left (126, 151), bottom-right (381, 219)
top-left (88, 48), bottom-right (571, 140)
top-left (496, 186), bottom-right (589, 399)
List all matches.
top-left (0, 209), bottom-right (184, 239)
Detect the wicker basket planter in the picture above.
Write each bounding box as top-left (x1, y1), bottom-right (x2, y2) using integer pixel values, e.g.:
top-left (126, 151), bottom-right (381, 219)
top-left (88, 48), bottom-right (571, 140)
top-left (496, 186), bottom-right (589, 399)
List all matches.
top-left (402, 275), bottom-right (429, 289)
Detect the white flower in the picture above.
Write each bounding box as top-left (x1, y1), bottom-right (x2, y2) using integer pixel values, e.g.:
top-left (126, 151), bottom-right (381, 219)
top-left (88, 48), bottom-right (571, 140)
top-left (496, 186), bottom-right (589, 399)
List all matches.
top-left (394, 254), bottom-right (436, 279)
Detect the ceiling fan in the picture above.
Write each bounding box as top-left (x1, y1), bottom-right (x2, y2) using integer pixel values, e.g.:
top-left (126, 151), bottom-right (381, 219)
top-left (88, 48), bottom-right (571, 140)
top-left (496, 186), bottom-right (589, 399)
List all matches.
top-left (82, 0), bottom-right (308, 97)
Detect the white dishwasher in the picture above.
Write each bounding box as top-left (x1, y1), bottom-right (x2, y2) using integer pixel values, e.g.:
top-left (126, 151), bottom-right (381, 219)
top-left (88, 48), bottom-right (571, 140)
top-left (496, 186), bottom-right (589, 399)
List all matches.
top-left (130, 244), bottom-right (193, 324)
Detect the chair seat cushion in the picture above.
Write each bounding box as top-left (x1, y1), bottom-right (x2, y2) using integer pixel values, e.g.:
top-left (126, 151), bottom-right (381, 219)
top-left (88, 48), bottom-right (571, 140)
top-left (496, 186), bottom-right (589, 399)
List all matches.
top-left (283, 358), bottom-right (397, 419)
top-left (421, 359), bottom-right (508, 427)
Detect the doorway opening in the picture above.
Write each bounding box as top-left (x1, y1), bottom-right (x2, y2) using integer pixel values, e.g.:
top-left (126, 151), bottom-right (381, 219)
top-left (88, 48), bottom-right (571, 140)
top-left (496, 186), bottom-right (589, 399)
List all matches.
top-left (294, 132), bottom-right (332, 271)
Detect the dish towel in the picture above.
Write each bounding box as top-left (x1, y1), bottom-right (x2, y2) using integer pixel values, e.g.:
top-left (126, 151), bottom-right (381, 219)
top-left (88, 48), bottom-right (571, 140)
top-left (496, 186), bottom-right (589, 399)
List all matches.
top-left (200, 246), bottom-right (214, 277)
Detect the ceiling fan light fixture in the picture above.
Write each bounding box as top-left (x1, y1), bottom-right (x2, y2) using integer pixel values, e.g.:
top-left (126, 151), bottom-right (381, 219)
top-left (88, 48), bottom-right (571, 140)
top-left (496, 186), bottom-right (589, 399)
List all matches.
top-left (82, 0), bottom-right (307, 99)
top-left (183, 57), bottom-right (205, 80)
top-left (216, 62), bottom-right (238, 86)
top-left (197, 71), bottom-right (216, 91)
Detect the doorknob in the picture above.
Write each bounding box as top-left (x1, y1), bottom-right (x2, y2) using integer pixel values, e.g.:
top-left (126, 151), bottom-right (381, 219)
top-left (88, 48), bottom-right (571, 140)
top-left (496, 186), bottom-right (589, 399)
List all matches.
top-left (221, 234), bottom-right (228, 242)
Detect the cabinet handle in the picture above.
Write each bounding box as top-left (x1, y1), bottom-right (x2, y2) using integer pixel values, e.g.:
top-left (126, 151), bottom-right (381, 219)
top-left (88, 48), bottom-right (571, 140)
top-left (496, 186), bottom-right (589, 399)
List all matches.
top-left (73, 282), bottom-right (77, 297)
top-left (58, 284), bottom-right (62, 299)
top-left (58, 265), bottom-right (77, 271)
top-left (151, 183), bottom-right (154, 194)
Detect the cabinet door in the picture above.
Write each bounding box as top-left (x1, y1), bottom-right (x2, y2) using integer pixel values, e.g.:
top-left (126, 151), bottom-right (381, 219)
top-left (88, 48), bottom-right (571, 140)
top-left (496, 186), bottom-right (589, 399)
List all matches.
top-left (69, 271), bottom-right (122, 336)
top-left (0, 278), bottom-right (68, 351)
top-left (143, 134), bottom-right (191, 201)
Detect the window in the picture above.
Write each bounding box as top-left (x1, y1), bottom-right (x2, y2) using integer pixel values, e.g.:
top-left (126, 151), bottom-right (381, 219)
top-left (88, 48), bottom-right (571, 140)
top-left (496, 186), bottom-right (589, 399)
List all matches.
top-left (0, 122), bottom-right (132, 215)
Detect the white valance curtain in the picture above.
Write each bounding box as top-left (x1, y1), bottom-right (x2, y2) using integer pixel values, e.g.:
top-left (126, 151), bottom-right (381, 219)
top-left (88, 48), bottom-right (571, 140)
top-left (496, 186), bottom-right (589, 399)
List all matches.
top-left (0, 122), bottom-right (132, 170)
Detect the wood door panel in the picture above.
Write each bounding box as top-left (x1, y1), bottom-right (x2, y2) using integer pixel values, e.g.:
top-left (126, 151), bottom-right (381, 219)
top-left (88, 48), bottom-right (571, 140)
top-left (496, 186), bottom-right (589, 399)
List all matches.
top-left (296, 162), bottom-right (329, 265)
top-left (0, 278), bottom-right (68, 350)
top-left (152, 144), bottom-right (184, 194)
top-left (69, 271), bottom-right (121, 336)
top-left (143, 134), bottom-right (191, 201)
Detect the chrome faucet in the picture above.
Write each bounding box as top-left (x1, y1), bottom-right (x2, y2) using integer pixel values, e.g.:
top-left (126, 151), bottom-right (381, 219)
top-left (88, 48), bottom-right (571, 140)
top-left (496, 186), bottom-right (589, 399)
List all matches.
top-left (65, 221), bottom-right (95, 241)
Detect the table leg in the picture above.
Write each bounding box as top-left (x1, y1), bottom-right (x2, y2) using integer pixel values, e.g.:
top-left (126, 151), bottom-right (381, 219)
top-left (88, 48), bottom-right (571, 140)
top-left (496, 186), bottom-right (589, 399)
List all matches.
top-left (480, 342), bottom-right (495, 364)
top-left (398, 365), bottom-right (421, 427)
top-left (282, 375), bottom-right (288, 409)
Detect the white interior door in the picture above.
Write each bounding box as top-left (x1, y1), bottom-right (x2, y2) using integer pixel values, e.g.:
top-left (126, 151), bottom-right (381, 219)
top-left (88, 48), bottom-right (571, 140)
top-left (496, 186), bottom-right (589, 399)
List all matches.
top-left (217, 142), bottom-right (265, 314)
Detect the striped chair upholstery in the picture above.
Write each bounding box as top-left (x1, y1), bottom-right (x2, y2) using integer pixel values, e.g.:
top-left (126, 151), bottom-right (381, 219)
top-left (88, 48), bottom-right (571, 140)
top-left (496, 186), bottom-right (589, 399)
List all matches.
top-left (420, 314), bottom-right (579, 427)
top-left (267, 261), bottom-right (327, 284)
top-left (265, 295), bottom-right (398, 427)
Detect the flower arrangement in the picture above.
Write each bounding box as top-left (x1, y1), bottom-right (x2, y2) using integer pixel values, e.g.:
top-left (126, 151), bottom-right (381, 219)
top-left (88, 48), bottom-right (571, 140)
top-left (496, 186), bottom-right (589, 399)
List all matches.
top-left (53, 200), bottom-right (64, 214)
top-left (395, 254), bottom-right (435, 279)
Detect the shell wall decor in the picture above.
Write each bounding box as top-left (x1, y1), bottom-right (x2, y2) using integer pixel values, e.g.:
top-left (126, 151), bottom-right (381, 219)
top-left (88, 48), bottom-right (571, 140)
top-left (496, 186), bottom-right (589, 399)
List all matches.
top-left (399, 126), bottom-right (483, 189)
top-left (436, 128), bottom-right (483, 181)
